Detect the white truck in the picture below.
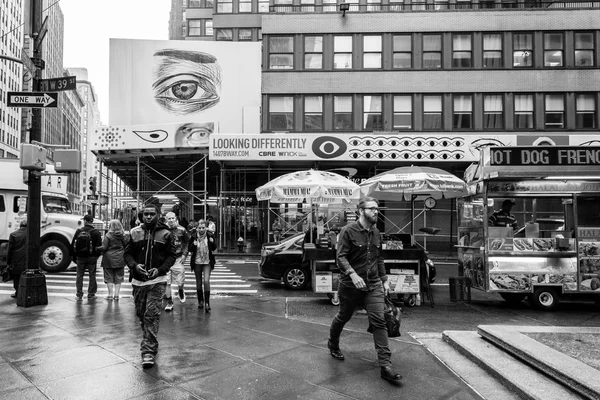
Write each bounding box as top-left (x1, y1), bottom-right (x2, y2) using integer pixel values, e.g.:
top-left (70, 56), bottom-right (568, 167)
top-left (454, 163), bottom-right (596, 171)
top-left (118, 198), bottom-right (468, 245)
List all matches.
top-left (0, 159), bottom-right (103, 272)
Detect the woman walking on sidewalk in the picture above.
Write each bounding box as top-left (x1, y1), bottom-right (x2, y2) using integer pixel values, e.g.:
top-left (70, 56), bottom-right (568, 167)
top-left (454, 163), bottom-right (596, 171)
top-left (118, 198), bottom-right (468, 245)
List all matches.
top-left (189, 219), bottom-right (217, 311)
top-left (99, 219), bottom-right (127, 300)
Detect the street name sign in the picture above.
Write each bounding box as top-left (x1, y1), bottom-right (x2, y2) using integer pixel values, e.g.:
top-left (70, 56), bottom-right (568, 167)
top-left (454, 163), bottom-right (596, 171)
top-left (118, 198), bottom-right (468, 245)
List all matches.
top-left (87, 194), bottom-right (98, 201)
top-left (39, 76), bottom-right (77, 92)
top-left (7, 92), bottom-right (58, 108)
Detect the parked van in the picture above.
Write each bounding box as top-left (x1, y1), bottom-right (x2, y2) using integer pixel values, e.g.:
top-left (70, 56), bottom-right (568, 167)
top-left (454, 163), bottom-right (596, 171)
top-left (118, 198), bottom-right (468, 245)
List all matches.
top-left (0, 159), bottom-right (103, 272)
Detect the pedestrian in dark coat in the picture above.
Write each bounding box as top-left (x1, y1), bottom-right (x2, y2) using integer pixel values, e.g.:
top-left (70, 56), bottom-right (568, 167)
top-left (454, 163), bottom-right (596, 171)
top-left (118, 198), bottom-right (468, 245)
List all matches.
top-left (99, 219), bottom-right (127, 300)
top-left (189, 219), bottom-right (217, 312)
top-left (7, 219), bottom-right (28, 298)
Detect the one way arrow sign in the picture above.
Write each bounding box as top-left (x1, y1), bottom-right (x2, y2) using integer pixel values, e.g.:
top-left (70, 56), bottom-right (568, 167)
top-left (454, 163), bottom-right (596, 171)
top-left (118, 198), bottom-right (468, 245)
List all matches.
top-left (7, 92), bottom-right (58, 108)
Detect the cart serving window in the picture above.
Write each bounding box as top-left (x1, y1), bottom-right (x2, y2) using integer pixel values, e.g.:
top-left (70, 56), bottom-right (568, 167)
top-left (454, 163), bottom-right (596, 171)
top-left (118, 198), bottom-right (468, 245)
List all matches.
top-left (458, 146), bottom-right (600, 310)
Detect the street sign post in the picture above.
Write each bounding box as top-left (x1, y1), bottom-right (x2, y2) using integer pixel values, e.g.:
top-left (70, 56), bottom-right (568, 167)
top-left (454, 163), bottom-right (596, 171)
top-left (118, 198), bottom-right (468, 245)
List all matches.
top-left (7, 91), bottom-right (57, 108)
top-left (39, 76), bottom-right (76, 92)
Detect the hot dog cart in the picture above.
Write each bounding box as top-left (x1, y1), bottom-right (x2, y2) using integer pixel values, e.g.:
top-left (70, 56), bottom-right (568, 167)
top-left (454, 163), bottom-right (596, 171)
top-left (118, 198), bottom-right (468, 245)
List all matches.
top-left (458, 146), bottom-right (600, 310)
top-left (304, 244), bottom-right (431, 307)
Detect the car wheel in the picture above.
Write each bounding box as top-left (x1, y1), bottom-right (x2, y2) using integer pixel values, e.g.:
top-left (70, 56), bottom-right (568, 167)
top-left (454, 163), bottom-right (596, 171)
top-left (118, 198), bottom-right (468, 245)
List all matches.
top-left (40, 240), bottom-right (71, 272)
top-left (529, 287), bottom-right (559, 311)
top-left (283, 265), bottom-right (309, 290)
top-left (499, 293), bottom-right (526, 304)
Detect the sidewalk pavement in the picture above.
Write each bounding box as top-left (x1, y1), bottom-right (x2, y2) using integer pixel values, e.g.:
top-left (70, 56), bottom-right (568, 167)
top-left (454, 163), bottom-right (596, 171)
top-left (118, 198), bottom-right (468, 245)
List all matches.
top-left (0, 293), bottom-right (481, 400)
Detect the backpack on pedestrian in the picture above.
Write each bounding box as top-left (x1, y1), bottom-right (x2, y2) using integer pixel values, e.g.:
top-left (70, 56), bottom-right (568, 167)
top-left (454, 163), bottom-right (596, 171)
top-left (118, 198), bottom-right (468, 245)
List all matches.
top-left (74, 229), bottom-right (95, 257)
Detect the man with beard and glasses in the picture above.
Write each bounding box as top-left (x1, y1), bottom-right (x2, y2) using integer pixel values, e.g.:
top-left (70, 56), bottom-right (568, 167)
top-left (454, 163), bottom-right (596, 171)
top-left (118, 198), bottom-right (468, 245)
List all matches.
top-left (124, 203), bottom-right (176, 369)
top-left (327, 197), bottom-right (402, 384)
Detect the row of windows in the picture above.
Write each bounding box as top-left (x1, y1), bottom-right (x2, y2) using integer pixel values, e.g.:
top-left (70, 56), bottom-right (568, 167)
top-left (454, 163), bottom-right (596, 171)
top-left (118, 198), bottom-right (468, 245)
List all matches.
top-left (266, 93), bottom-right (599, 132)
top-left (187, 19), bottom-right (262, 41)
top-left (267, 31), bottom-right (597, 70)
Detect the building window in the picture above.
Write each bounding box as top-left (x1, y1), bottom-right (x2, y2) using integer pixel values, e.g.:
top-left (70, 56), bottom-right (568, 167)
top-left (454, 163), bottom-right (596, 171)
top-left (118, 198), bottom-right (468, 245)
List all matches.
top-left (393, 95), bottom-right (412, 130)
top-left (269, 97), bottom-right (294, 131)
top-left (576, 94), bottom-right (596, 129)
top-left (305, 36), bottom-right (323, 69)
top-left (483, 34), bottom-right (502, 68)
top-left (258, 0), bottom-right (270, 12)
top-left (206, 20), bottom-right (213, 36)
top-left (363, 36), bottom-right (382, 69)
top-left (423, 95), bottom-right (442, 130)
top-left (455, 0), bottom-right (471, 8)
top-left (334, 36), bottom-right (353, 69)
top-left (304, 96), bottom-right (323, 130)
top-left (364, 95), bottom-right (383, 130)
top-left (453, 95), bottom-right (472, 129)
top-left (217, 0), bottom-right (232, 12)
top-left (389, 0), bottom-right (404, 10)
top-left (273, 0), bottom-right (293, 10)
top-left (323, 0), bottom-right (337, 12)
top-left (188, 0), bottom-right (202, 7)
top-left (216, 29), bottom-right (233, 41)
top-left (483, 95), bottom-right (504, 130)
top-left (367, 0), bottom-right (382, 11)
top-left (545, 94), bottom-right (564, 129)
top-left (434, 0), bottom-right (449, 10)
top-left (513, 33), bottom-right (533, 67)
top-left (301, 0), bottom-right (315, 11)
top-left (269, 37), bottom-right (294, 69)
top-left (393, 35), bottom-right (412, 68)
top-left (188, 19), bottom-right (202, 36)
top-left (452, 34), bottom-right (472, 68)
top-left (239, 29), bottom-right (252, 41)
top-left (544, 33), bottom-right (563, 67)
top-left (239, 0), bottom-right (252, 12)
top-left (334, 96), bottom-right (353, 130)
top-left (514, 94), bottom-right (534, 129)
top-left (575, 32), bottom-right (595, 67)
top-left (423, 34), bottom-right (442, 69)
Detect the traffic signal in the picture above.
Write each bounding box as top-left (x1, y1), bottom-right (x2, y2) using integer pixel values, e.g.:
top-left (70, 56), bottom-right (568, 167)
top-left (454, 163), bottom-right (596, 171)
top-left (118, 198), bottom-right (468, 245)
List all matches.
top-left (88, 177), bottom-right (97, 194)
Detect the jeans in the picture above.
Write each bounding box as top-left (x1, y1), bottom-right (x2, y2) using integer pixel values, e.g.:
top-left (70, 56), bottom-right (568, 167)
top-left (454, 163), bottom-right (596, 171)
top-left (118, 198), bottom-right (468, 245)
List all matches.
top-left (329, 282), bottom-right (392, 367)
top-left (133, 283), bottom-right (166, 356)
top-left (76, 256), bottom-right (98, 297)
top-left (192, 264), bottom-right (211, 299)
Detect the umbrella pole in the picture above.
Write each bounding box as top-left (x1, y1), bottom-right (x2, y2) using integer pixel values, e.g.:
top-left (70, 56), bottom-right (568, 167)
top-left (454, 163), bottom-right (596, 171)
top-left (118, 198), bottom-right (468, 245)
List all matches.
top-left (411, 194), bottom-right (416, 246)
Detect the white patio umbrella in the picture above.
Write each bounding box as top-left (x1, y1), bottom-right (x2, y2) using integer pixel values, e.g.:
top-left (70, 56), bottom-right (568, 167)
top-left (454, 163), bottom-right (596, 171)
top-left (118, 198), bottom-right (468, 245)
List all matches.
top-left (256, 169), bottom-right (360, 242)
top-left (359, 166), bottom-right (468, 241)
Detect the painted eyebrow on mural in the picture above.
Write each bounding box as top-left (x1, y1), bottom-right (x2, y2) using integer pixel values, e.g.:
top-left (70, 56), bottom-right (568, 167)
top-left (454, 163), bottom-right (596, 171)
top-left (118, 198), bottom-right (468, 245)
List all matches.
top-left (153, 49), bottom-right (222, 115)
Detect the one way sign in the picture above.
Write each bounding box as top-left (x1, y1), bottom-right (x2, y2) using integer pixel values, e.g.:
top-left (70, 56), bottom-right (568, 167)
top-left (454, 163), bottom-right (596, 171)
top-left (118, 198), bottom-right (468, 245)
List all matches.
top-left (7, 92), bottom-right (58, 108)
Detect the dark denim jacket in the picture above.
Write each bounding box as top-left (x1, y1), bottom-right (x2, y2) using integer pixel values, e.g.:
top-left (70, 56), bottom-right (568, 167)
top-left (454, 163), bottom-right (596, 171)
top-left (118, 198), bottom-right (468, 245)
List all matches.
top-left (336, 220), bottom-right (387, 289)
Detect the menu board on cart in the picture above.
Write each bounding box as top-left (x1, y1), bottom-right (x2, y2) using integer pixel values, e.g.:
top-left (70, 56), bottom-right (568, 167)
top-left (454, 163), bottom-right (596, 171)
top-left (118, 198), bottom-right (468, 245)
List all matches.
top-left (388, 274), bottom-right (420, 293)
top-left (578, 236), bottom-right (600, 292)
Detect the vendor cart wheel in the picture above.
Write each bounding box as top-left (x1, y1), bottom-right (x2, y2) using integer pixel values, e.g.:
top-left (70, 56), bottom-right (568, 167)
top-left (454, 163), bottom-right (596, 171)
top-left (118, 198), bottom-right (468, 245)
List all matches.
top-left (529, 288), bottom-right (560, 311)
top-left (327, 293), bottom-right (340, 306)
top-left (406, 295), bottom-right (417, 307)
top-left (499, 293), bottom-right (527, 305)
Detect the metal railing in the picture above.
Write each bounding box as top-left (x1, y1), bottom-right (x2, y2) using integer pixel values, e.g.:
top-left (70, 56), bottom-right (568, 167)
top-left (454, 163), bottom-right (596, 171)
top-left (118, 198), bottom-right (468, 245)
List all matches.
top-left (268, 0), bottom-right (600, 13)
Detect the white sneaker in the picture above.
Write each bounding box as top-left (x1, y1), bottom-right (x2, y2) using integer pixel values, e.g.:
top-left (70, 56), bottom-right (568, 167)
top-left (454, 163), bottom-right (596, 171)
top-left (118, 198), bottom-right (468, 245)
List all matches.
top-left (165, 299), bottom-right (174, 312)
top-left (178, 289), bottom-right (186, 303)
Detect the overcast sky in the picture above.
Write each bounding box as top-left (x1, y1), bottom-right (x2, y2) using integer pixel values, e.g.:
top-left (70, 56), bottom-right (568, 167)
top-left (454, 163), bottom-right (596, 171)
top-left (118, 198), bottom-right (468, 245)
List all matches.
top-left (60, 0), bottom-right (171, 124)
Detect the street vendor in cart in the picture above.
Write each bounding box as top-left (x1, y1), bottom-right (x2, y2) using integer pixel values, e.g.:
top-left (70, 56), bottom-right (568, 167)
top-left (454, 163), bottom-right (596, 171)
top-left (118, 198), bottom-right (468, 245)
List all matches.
top-left (489, 199), bottom-right (519, 230)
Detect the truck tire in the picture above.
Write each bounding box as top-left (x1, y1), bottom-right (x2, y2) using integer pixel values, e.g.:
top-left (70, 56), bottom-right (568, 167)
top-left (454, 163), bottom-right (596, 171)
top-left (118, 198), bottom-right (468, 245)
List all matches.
top-left (40, 240), bottom-right (71, 272)
top-left (529, 287), bottom-right (559, 311)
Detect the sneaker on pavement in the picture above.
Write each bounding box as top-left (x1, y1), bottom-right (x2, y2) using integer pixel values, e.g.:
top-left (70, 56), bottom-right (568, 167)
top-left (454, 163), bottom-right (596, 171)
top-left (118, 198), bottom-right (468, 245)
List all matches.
top-left (142, 353), bottom-right (155, 368)
top-left (178, 289), bottom-right (186, 303)
top-left (165, 299), bottom-right (174, 312)
top-left (87, 294), bottom-right (96, 299)
top-left (76, 294), bottom-right (83, 300)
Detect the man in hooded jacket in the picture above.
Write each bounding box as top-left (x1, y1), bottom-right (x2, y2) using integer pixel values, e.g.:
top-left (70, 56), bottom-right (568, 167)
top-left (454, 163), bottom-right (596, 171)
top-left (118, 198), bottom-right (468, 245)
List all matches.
top-left (124, 203), bottom-right (176, 368)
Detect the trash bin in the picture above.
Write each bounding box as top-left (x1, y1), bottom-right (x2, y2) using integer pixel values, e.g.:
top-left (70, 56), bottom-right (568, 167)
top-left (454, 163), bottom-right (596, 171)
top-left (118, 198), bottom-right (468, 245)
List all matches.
top-left (17, 269), bottom-right (48, 307)
top-left (449, 276), bottom-right (471, 302)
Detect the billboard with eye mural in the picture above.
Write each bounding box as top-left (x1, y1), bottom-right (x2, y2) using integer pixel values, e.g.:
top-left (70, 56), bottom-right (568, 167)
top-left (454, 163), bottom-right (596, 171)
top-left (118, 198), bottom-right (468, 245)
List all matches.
top-left (105, 39), bottom-right (261, 150)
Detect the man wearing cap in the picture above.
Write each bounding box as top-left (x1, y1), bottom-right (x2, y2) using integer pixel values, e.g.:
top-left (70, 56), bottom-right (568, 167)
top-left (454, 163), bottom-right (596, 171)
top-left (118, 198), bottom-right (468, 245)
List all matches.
top-left (71, 214), bottom-right (102, 299)
top-left (489, 199), bottom-right (518, 230)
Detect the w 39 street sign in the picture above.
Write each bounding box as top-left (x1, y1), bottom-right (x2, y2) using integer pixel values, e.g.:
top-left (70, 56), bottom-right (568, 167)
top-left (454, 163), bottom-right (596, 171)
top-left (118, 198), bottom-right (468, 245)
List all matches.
top-left (39, 76), bottom-right (77, 92)
top-left (7, 92), bottom-right (58, 108)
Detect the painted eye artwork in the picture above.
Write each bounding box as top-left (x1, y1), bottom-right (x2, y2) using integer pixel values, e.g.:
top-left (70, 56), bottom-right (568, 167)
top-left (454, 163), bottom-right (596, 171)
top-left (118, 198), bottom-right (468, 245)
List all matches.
top-left (174, 122), bottom-right (214, 147)
top-left (132, 129), bottom-right (168, 143)
top-left (153, 49), bottom-right (223, 115)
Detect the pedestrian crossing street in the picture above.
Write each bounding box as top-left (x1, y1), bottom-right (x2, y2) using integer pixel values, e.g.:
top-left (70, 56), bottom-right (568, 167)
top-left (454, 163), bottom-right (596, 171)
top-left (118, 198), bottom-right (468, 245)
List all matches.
top-left (0, 260), bottom-right (258, 298)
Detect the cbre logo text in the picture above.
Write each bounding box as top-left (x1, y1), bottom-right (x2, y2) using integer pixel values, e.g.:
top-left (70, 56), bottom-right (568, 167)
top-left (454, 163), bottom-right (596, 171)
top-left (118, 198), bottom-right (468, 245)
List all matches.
top-left (312, 137), bottom-right (347, 159)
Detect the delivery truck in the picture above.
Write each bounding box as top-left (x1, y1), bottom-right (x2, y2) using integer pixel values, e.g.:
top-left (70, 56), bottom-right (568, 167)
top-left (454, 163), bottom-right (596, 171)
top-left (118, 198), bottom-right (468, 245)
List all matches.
top-left (0, 159), bottom-right (103, 272)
